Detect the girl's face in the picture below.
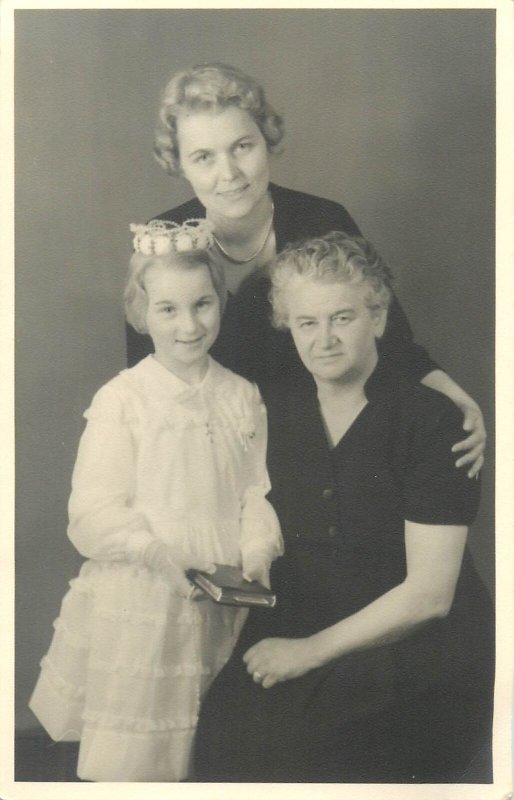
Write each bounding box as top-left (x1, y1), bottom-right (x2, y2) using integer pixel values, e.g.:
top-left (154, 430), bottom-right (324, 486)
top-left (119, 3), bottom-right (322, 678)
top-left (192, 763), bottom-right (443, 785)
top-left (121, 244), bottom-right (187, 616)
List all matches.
top-left (144, 263), bottom-right (221, 383)
top-left (177, 106), bottom-right (271, 226)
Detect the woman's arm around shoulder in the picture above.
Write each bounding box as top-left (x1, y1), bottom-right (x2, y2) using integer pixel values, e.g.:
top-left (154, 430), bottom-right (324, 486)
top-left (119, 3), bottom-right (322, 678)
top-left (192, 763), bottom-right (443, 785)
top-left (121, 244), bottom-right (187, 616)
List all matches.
top-left (421, 370), bottom-right (486, 478)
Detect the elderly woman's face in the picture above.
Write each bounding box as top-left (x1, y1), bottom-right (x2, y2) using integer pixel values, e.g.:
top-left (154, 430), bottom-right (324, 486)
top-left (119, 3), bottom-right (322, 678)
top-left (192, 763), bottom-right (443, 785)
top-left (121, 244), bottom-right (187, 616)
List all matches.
top-left (285, 275), bottom-right (387, 388)
top-left (176, 106), bottom-right (270, 224)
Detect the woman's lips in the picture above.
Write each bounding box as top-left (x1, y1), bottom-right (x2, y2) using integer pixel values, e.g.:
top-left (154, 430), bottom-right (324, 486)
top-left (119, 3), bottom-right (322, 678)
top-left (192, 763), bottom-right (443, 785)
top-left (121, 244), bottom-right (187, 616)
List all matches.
top-left (177, 337), bottom-right (204, 345)
top-left (218, 184), bottom-right (249, 198)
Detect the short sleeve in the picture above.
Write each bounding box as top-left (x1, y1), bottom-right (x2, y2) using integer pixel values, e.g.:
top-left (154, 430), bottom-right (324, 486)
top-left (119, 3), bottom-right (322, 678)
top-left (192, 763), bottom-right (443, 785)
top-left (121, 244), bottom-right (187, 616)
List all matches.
top-left (399, 391), bottom-right (480, 526)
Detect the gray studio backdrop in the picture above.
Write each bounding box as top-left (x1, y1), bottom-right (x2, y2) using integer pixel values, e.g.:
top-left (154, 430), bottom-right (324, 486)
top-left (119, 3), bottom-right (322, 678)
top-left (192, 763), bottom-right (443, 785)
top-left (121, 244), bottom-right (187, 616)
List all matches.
top-left (15, 10), bottom-right (495, 732)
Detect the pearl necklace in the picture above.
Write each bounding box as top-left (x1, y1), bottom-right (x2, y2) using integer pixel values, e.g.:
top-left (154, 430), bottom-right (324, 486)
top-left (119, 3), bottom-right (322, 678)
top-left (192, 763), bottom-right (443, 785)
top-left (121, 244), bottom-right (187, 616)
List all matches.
top-left (212, 201), bottom-right (275, 265)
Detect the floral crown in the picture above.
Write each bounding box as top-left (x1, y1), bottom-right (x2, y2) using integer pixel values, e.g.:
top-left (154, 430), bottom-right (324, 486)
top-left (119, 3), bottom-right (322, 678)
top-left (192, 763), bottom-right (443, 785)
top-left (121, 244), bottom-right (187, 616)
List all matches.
top-left (130, 218), bottom-right (214, 256)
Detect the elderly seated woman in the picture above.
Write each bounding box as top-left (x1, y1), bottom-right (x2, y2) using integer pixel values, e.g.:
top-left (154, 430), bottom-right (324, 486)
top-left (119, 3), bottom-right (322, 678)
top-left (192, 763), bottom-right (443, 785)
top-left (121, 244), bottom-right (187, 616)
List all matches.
top-left (193, 231), bottom-right (494, 784)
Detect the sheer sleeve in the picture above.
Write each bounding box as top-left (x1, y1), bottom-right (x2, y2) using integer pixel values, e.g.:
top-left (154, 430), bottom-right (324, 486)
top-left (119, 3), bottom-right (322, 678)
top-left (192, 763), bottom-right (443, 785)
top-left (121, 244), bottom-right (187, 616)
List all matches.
top-left (239, 384), bottom-right (283, 564)
top-left (67, 382), bottom-right (155, 562)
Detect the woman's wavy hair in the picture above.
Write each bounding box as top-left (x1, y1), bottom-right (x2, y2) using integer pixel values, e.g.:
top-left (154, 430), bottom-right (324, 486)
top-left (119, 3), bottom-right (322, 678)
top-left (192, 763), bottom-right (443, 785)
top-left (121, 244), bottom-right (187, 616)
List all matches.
top-left (124, 249), bottom-right (227, 335)
top-left (270, 231), bottom-right (393, 330)
top-left (154, 63), bottom-right (284, 176)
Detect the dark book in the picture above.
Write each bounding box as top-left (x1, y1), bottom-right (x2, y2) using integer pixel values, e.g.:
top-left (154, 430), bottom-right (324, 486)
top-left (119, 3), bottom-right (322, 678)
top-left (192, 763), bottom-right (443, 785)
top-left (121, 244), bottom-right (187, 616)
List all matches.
top-left (187, 564), bottom-right (277, 608)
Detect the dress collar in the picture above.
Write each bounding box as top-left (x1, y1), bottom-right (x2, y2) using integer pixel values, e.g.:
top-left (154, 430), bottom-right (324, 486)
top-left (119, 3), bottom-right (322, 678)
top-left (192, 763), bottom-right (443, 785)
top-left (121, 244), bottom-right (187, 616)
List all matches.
top-left (135, 354), bottom-right (222, 402)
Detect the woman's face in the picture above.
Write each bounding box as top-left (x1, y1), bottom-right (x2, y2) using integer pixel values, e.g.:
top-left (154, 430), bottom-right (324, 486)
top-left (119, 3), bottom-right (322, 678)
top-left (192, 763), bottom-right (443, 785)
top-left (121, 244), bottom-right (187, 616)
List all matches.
top-left (177, 106), bottom-right (271, 225)
top-left (285, 275), bottom-right (387, 389)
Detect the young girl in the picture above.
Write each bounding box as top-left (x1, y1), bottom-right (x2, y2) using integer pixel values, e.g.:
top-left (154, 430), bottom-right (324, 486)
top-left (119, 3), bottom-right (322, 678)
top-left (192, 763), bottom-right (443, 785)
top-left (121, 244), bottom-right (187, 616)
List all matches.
top-left (29, 219), bottom-right (283, 782)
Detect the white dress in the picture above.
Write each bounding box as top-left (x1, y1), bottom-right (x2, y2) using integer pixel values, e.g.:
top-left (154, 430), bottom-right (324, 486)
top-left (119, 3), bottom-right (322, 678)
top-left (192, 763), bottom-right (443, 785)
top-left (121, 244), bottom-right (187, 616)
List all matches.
top-left (29, 355), bottom-right (282, 782)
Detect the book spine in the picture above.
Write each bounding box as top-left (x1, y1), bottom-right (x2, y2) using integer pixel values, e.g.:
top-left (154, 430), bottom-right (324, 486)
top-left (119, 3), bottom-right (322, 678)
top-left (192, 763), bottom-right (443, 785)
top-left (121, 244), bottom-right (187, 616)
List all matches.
top-left (230, 594), bottom-right (276, 608)
top-left (193, 574), bottom-right (223, 602)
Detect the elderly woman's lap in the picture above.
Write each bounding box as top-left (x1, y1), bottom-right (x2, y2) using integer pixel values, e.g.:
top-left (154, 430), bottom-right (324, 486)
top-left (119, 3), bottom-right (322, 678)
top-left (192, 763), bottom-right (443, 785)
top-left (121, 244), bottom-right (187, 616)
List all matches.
top-left (194, 627), bottom-right (493, 783)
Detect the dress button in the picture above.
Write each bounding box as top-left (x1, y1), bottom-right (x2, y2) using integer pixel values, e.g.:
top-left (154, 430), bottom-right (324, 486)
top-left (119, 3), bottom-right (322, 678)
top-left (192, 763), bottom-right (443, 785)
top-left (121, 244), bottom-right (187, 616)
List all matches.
top-left (322, 487), bottom-right (334, 500)
top-left (328, 525), bottom-right (339, 539)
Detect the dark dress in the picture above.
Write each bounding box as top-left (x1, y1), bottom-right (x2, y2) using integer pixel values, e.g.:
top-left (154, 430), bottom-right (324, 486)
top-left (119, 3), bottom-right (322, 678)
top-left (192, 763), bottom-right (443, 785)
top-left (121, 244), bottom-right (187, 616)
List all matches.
top-left (193, 362), bottom-right (494, 783)
top-left (126, 184), bottom-right (439, 391)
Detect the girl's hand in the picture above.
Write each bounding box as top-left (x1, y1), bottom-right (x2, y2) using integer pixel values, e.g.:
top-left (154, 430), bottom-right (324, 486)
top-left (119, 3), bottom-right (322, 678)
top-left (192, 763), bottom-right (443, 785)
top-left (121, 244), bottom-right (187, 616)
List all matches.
top-left (451, 403), bottom-right (486, 478)
top-left (243, 637), bottom-right (316, 689)
top-left (241, 550), bottom-right (271, 588)
top-left (143, 541), bottom-right (214, 597)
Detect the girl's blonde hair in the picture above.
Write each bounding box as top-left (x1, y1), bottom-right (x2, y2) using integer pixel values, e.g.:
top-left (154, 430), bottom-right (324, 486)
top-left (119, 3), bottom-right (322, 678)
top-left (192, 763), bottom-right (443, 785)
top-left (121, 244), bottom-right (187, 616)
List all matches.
top-left (124, 249), bottom-right (226, 334)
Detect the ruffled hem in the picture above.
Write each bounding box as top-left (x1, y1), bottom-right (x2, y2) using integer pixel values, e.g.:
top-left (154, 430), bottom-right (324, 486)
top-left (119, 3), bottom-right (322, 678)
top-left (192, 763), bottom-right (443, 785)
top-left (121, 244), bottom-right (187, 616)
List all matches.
top-left (39, 656), bottom-right (86, 702)
top-left (31, 553), bottom-right (246, 762)
top-left (34, 660), bottom-right (204, 733)
top-left (82, 710), bottom-right (197, 733)
top-left (41, 651), bottom-right (225, 683)
top-left (86, 658), bottom-right (216, 678)
top-left (77, 723), bottom-right (195, 781)
top-left (29, 668), bottom-right (84, 742)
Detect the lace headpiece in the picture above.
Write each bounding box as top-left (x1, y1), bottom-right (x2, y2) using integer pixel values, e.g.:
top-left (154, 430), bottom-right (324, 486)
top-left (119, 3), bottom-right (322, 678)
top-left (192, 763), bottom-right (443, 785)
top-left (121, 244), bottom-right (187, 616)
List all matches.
top-left (130, 219), bottom-right (214, 256)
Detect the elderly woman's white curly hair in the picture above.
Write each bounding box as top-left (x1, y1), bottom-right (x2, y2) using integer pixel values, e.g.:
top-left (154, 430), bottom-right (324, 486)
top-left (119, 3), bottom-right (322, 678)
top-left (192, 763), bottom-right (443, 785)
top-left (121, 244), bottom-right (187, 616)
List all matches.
top-left (154, 63), bottom-right (285, 176)
top-left (270, 231), bottom-right (394, 330)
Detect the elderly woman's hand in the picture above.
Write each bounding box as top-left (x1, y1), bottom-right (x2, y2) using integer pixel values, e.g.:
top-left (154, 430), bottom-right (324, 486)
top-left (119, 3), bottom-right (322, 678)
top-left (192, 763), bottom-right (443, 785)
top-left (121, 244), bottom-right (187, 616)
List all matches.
top-left (243, 637), bottom-right (317, 689)
top-left (451, 402), bottom-right (486, 478)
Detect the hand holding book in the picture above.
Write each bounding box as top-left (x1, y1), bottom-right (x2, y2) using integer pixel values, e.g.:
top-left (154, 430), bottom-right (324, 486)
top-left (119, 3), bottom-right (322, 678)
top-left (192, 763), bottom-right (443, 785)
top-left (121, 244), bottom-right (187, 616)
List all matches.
top-left (143, 540), bottom-right (215, 597)
top-left (187, 564), bottom-right (277, 608)
top-left (241, 549), bottom-right (272, 589)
